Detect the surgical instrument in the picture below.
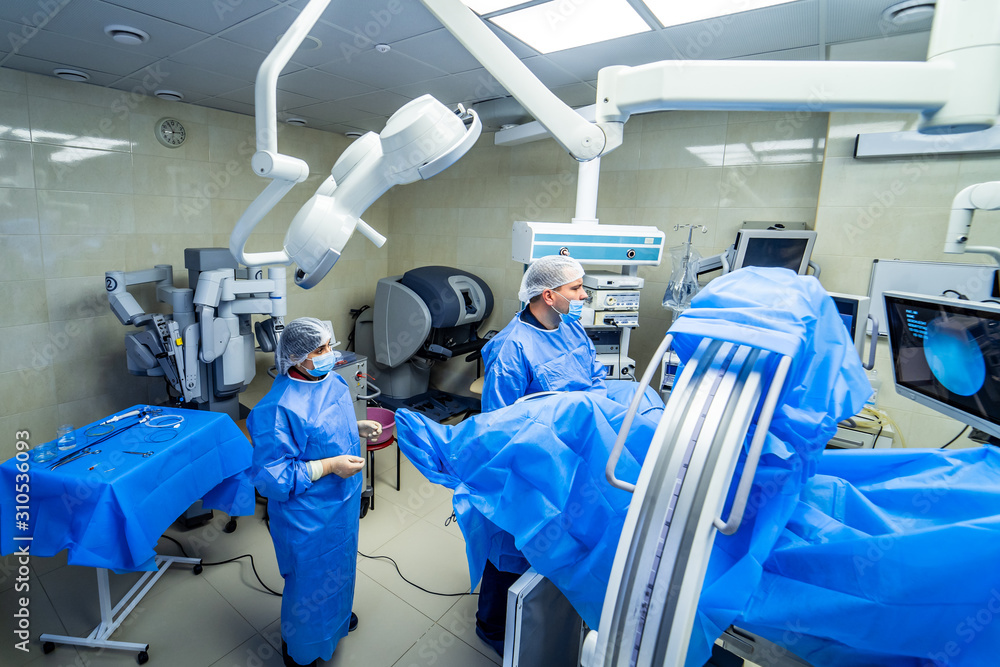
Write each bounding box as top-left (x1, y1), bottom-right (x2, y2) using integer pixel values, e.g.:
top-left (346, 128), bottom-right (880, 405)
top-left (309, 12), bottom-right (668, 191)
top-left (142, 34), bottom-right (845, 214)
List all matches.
top-left (50, 449), bottom-right (101, 470)
top-left (122, 451), bottom-right (154, 458)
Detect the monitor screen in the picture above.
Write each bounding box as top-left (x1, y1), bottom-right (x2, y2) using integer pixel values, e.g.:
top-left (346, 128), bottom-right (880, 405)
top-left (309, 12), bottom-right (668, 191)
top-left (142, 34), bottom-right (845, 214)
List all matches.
top-left (883, 292), bottom-right (1000, 440)
top-left (828, 292), bottom-right (870, 359)
top-left (732, 230), bottom-right (817, 275)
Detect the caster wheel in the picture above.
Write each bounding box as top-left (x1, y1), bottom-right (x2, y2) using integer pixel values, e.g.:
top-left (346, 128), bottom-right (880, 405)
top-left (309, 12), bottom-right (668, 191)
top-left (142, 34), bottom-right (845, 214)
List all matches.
top-left (42, 641), bottom-right (55, 654)
top-left (137, 650), bottom-right (149, 664)
top-left (192, 564), bottom-right (203, 575)
top-left (224, 518), bottom-right (237, 533)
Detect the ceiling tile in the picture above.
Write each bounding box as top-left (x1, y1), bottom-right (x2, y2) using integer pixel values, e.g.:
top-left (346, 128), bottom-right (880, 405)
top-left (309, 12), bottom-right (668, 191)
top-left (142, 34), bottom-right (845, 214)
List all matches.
top-left (2, 54), bottom-right (122, 86)
top-left (171, 38), bottom-right (283, 81)
top-left (338, 89), bottom-right (412, 116)
top-left (197, 96), bottom-right (257, 117)
top-left (277, 68), bottom-right (375, 98)
top-left (219, 5), bottom-right (359, 69)
top-left (317, 48), bottom-right (445, 89)
top-left (735, 45), bottom-right (823, 61)
top-left (390, 29), bottom-right (483, 74)
top-left (318, 122), bottom-right (370, 135)
top-left (38, 1), bottom-right (211, 58)
top-left (544, 30), bottom-right (677, 80)
top-left (551, 82), bottom-right (597, 108)
top-left (12, 29), bottom-right (160, 76)
top-left (109, 77), bottom-right (211, 103)
top-left (221, 85), bottom-right (322, 110)
top-left (391, 68), bottom-right (506, 106)
top-left (521, 56), bottom-right (584, 87)
top-left (102, 0), bottom-right (280, 32)
top-left (285, 100), bottom-right (378, 124)
top-left (305, 0), bottom-right (445, 44)
top-left (0, 0), bottom-right (74, 25)
top-left (825, 0), bottom-right (926, 43)
top-left (157, 59), bottom-right (251, 96)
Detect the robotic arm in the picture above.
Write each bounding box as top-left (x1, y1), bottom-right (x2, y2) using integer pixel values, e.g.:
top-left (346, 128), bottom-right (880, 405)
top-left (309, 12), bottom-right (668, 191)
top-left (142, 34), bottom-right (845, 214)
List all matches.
top-left (228, 0), bottom-right (482, 289)
top-left (943, 181), bottom-right (1000, 265)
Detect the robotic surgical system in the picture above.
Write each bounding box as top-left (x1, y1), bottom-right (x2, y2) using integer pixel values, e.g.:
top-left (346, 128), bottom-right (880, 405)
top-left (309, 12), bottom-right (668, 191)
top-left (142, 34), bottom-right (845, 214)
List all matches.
top-left (106, 248), bottom-right (286, 422)
top-left (353, 266), bottom-right (493, 415)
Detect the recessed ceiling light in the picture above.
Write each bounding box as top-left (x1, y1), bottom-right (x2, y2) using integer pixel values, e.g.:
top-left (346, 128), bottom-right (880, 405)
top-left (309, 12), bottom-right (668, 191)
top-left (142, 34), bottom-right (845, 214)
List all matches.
top-left (53, 68), bottom-right (90, 82)
top-left (490, 0), bottom-right (651, 53)
top-left (285, 117), bottom-right (307, 126)
top-left (374, 43), bottom-right (391, 53)
top-left (344, 131), bottom-right (364, 138)
top-left (882, 1), bottom-right (935, 25)
top-left (154, 89), bottom-right (184, 101)
top-left (276, 33), bottom-right (322, 51)
top-left (104, 24), bottom-right (150, 46)
top-left (640, 0), bottom-right (800, 28)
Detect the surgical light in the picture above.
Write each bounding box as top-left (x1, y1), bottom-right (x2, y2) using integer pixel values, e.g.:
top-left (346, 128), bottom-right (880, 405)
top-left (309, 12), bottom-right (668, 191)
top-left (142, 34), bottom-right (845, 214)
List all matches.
top-left (489, 0), bottom-right (651, 54)
top-left (641, 0), bottom-right (801, 28)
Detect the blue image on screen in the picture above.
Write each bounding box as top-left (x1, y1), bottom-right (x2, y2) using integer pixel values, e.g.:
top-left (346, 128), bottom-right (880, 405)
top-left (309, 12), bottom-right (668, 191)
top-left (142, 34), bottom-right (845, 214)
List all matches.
top-left (923, 316), bottom-right (987, 397)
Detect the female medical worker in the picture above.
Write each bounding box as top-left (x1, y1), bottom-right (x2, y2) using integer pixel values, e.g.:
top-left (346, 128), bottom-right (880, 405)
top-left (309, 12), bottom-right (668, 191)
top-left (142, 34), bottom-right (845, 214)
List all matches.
top-left (248, 317), bottom-right (382, 667)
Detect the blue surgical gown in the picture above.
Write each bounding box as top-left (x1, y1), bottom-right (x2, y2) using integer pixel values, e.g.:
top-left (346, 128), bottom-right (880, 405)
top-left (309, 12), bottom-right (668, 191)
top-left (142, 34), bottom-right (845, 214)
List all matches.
top-left (480, 313), bottom-right (606, 412)
top-left (247, 371), bottom-right (362, 665)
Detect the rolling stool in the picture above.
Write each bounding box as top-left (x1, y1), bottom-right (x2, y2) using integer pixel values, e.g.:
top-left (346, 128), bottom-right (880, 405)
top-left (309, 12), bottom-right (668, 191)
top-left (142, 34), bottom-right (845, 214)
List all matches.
top-left (365, 407), bottom-right (399, 510)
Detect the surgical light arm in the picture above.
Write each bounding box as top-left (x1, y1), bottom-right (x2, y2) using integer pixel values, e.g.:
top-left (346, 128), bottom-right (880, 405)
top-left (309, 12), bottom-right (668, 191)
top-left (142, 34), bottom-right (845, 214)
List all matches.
top-left (229, 0), bottom-right (482, 289)
top-left (193, 268), bottom-right (288, 363)
top-left (423, 0), bottom-right (1000, 161)
top-left (943, 181), bottom-right (1000, 266)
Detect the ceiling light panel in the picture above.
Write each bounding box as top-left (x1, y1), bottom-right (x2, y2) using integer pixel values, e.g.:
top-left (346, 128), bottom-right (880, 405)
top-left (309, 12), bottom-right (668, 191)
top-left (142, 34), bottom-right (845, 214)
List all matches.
top-left (642, 0), bottom-right (801, 28)
top-left (462, 0), bottom-right (531, 14)
top-left (490, 0), bottom-right (652, 54)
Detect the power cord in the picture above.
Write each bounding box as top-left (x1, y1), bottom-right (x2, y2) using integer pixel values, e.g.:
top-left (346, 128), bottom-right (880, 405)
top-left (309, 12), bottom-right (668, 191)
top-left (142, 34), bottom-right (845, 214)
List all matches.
top-left (940, 425), bottom-right (970, 449)
top-left (358, 551), bottom-right (474, 598)
top-left (160, 534), bottom-right (283, 597)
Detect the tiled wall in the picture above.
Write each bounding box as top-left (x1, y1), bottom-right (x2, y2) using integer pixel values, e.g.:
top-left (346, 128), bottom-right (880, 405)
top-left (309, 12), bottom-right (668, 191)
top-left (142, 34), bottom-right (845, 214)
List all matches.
top-left (0, 68), bottom-right (386, 460)
top-left (815, 112), bottom-right (1000, 448)
top-left (387, 109), bottom-right (828, 395)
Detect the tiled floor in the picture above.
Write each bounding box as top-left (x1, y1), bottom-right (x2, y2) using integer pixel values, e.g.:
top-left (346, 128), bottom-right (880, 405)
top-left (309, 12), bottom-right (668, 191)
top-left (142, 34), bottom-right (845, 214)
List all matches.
top-left (0, 443), bottom-right (503, 667)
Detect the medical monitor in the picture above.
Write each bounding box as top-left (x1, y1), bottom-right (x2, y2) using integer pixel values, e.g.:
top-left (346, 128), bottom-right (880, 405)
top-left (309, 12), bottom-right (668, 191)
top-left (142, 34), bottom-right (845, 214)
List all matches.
top-left (828, 292), bottom-right (870, 359)
top-left (883, 291), bottom-right (1000, 440)
top-left (731, 229), bottom-right (817, 275)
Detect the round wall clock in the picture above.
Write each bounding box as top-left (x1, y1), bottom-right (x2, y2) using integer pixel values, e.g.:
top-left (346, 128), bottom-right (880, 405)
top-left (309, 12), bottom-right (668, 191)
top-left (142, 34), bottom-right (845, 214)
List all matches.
top-left (155, 117), bottom-right (186, 147)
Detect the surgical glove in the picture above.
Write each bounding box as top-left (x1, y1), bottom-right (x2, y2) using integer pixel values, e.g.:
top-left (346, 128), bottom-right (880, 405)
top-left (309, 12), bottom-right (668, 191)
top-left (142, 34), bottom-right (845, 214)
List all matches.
top-left (323, 454), bottom-right (365, 479)
top-left (357, 420), bottom-right (383, 440)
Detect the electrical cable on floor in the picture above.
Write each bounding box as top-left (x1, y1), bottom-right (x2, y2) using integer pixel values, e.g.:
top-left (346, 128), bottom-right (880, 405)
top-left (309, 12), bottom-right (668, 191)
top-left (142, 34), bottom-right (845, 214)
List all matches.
top-left (160, 534), bottom-right (283, 597)
top-left (939, 425), bottom-right (970, 449)
top-left (358, 551), bottom-right (475, 598)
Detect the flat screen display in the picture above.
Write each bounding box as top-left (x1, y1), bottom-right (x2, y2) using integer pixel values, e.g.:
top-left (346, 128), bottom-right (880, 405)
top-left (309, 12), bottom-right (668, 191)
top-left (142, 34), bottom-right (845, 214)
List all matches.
top-left (732, 230), bottom-right (817, 275)
top-left (884, 292), bottom-right (1000, 438)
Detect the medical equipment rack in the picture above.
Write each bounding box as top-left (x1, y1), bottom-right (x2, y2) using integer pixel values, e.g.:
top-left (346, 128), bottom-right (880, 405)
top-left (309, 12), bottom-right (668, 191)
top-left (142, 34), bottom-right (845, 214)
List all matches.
top-left (40, 554), bottom-right (203, 664)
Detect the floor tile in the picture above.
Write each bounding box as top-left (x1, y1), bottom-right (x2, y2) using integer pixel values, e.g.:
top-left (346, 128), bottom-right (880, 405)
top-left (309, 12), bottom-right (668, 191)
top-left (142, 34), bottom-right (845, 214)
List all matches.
top-left (357, 521), bottom-right (472, 622)
top-left (391, 624), bottom-right (500, 667)
top-left (0, 581), bottom-right (78, 667)
top-left (359, 495), bottom-right (422, 554)
top-left (373, 456), bottom-right (454, 519)
top-left (438, 593), bottom-right (501, 665)
top-left (209, 633), bottom-right (285, 667)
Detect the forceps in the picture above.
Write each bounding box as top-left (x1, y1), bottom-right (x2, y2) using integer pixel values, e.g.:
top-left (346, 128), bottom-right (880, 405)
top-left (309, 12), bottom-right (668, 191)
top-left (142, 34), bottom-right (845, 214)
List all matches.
top-left (50, 448), bottom-right (101, 470)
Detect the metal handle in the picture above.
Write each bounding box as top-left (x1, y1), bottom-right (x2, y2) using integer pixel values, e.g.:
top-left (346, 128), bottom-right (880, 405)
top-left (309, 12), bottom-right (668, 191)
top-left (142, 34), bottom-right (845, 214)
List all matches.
top-left (712, 354), bottom-right (792, 535)
top-left (863, 314), bottom-right (879, 370)
top-left (606, 333), bottom-right (674, 493)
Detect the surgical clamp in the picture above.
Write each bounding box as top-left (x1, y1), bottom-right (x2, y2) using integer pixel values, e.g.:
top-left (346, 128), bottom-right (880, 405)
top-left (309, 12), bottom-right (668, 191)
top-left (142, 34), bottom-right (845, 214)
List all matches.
top-left (50, 448), bottom-right (101, 470)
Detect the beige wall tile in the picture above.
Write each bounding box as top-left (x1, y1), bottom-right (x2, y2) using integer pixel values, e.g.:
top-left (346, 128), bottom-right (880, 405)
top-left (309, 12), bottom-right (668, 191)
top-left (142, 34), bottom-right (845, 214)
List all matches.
top-left (37, 191), bottom-right (135, 235)
top-left (133, 194), bottom-right (214, 235)
top-left (0, 235), bottom-right (42, 278)
top-left (0, 406), bottom-right (58, 461)
top-left (32, 143), bottom-right (132, 193)
top-left (0, 322), bottom-right (53, 374)
top-left (824, 112), bottom-right (917, 158)
top-left (0, 139), bottom-right (35, 188)
top-left (818, 156), bottom-right (961, 208)
top-left (639, 124), bottom-right (728, 169)
top-left (0, 368), bottom-right (56, 419)
top-left (123, 233), bottom-right (214, 272)
top-left (636, 168), bottom-right (723, 208)
top-left (2, 281), bottom-right (48, 327)
top-left (40, 234), bottom-right (128, 279)
top-left (715, 207), bottom-right (816, 248)
top-left (0, 187), bottom-right (39, 234)
top-left (0, 92), bottom-right (30, 142)
top-left (207, 124), bottom-right (257, 165)
top-left (25, 74), bottom-right (128, 109)
top-left (131, 153), bottom-right (212, 197)
top-left (45, 277), bottom-right (115, 323)
top-left (719, 163), bottom-right (822, 208)
top-left (641, 110), bottom-right (728, 132)
top-left (29, 97), bottom-right (131, 152)
top-left (0, 68), bottom-right (27, 95)
top-left (724, 115), bottom-right (827, 166)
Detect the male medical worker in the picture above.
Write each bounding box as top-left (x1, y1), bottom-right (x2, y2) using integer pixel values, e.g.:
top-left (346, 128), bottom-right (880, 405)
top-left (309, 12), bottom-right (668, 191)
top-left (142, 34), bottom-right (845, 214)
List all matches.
top-left (474, 254), bottom-right (605, 655)
top-left (248, 317), bottom-right (382, 667)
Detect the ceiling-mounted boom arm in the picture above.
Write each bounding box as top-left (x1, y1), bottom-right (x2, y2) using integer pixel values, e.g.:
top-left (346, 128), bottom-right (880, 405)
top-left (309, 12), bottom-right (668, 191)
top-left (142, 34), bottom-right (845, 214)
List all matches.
top-left (943, 181), bottom-right (1000, 265)
top-left (423, 0), bottom-right (1000, 160)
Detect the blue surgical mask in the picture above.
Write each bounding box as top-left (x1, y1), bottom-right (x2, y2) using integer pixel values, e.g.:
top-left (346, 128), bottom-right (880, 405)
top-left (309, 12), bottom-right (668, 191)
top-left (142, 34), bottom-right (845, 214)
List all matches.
top-left (306, 350), bottom-right (340, 377)
top-left (554, 292), bottom-right (584, 324)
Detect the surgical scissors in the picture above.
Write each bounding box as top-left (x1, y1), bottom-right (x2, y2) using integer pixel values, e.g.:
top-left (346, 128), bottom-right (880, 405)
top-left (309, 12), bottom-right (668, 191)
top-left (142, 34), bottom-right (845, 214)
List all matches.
top-left (50, 448), bottom-right (101, 470)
